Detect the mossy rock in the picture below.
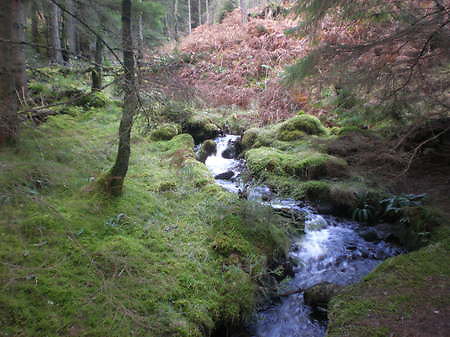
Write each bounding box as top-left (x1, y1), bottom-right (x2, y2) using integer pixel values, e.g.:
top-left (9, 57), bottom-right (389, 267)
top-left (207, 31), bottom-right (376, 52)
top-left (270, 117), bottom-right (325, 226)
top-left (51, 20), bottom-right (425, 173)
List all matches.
top-left (167, 133), bottom-right (195, 152)
top-left (76, 91), bottom-right (110, 108)
top-left (149, 123), bottom-right (181, 141)
top-left (241, 128), bottom-right (260, 150)
top-left (304, 282), bottom-right (343, 308)
top-left (181, 158), bottom-right (215, 187)
top-left (196, 139), bottom-right (217, 163)
top-left (245, 147), bottom-right (348, 180)
top-left (277, 115), bottom-right (327, 141)
top-left (183, 114), bottom-right (220, 143)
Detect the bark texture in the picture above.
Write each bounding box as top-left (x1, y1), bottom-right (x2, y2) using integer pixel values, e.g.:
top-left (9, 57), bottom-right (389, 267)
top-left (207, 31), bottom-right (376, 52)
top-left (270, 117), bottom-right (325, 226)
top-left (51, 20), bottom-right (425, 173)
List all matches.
top-left (48, 1), bottom-right (63, 64)
top-left (12, 0), bottom-right (27, 97)
top-left (108, 0), bottom-right (137, 196)
top-left (64, 0), bottom-right (77, 59)
top-left (0, 0), bottom-right (20, 145)
top-left (91, 35), bottom-right (103, 91)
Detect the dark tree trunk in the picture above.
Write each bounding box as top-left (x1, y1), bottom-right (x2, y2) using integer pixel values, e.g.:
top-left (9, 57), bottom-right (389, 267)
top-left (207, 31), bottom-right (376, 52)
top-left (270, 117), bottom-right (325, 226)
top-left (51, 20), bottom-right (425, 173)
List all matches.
top-left (188, 0), bottom-right (192, 33)
top-left (174, 0), bottom-right (179, 41)
top-left (77, 4), bottom-right (91, 60)
top-left (12, 0), bottom-right (27, 98)
top-left (91, 34), bottom-right (103, 91)
top-left (31, 0), bottom-right (40, 54)
top-left (0, 0), bottom-right (21, 145)
top-left (108, 0), bottom-right (137, 196)
top-left (48, 1), bottom-right (63, 64)
top-left (64, 0), bottom-right (77, 59)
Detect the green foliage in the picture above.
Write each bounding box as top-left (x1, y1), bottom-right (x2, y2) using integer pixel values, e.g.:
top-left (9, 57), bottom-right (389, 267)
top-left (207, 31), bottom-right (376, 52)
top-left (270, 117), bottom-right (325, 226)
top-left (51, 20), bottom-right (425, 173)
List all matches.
top-left (159, 101), bottom-right (194, 126)
top-left (283, 50), bottom-right (321, 85)
top-left (381, 193), bottom-right (427, 218)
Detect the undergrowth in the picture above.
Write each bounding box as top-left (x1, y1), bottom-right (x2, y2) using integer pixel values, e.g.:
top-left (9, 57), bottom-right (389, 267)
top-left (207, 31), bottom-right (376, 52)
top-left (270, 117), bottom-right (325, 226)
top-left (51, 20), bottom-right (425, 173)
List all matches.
top-left (0, 104), bottom-right (288, 336)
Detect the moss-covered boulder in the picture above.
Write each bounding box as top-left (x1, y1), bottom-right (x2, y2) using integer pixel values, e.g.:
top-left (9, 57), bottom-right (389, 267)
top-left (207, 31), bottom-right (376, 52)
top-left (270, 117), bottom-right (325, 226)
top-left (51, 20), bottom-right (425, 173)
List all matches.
top-left (149, 123), bottom-right (181, 141)
top-left (241, 128), bottom-right (260, 150)
top-left (304, 282), bottom-right (343, 308)
top-left (245, 147), bottom-right (348, 180)
top-left (76, 91), bottom-right (111, 108)
top-left (183, 114), bottom-right (220, 143)
top-left (196, 139), bottom-right (217, 163)
top-left (277, 115), bottom-right (327, 141)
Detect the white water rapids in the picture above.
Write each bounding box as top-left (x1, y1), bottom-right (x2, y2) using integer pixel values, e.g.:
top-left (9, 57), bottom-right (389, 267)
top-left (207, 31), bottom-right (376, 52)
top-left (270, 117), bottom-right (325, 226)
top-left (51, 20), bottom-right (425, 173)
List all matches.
top-left (203, 135), bottom-right (401, 337)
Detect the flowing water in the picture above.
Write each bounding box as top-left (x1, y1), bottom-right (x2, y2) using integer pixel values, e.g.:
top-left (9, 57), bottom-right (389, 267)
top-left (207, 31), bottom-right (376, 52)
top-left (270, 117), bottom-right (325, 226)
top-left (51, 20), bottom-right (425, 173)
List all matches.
top-left (203, 135), bottom-right (402, 337)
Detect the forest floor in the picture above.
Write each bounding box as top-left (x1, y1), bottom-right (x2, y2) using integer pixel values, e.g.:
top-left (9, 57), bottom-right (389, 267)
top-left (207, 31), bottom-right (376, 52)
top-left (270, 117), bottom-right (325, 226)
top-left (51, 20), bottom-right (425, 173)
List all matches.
top-left (1, 6), bottom-right (449, 336)
top-left (0, 83), bottom-right (291, 336)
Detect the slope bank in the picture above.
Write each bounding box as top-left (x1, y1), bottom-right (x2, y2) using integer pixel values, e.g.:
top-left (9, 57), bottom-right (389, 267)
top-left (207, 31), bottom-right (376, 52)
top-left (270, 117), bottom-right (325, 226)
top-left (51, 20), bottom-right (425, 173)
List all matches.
top-left (0, 105), bottom-right (289, 336)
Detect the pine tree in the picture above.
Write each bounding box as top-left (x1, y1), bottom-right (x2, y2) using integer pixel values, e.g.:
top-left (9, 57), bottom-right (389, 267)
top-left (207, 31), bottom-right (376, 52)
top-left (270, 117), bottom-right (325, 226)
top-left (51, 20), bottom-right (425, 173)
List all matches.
top-left (0, 0), bottom-right (26, 146)
top-left (285, 0), bottom-right (450, 123)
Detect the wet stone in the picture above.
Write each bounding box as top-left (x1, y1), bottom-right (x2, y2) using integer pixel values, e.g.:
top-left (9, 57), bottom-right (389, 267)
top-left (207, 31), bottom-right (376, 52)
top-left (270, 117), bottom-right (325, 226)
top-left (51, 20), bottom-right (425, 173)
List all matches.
top-left (214, 171), bottom-right (235, 180)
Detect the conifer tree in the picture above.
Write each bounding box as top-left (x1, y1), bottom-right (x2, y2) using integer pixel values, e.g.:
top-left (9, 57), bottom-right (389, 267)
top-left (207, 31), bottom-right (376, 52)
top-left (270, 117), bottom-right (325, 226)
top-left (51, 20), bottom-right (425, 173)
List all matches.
top-left (286, 0), bottom-right (450, 123)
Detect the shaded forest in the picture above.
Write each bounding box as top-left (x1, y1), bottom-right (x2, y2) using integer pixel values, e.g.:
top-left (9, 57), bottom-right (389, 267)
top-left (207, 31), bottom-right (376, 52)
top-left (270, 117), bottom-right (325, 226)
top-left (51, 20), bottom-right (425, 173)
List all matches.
top-left (0, 1), bottom-right (449, 337)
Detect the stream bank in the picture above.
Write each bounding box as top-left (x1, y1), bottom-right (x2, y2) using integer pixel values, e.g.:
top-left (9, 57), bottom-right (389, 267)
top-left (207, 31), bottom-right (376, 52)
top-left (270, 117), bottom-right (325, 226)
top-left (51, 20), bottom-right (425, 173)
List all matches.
top-left (203, 134), bottom-right (404, 337)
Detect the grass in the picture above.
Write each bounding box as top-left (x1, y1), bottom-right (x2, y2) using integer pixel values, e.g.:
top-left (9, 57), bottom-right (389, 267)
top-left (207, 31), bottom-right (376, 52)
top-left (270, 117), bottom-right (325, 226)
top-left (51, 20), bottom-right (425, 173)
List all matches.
top-left (327, 236), bottom-right (450, 337)
top-left (0, 102), bottom-right (289, 336)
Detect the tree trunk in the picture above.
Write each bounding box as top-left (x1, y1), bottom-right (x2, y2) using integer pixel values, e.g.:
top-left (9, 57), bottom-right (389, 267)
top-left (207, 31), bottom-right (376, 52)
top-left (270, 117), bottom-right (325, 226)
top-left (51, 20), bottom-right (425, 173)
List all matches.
top-left (48, 2), bottom-right (63, 64)
top-left (91, 34), bottom-right (103, 91)
top-left (136, 0), bottom-right (144, 85)
top-left (108, 0), bottom-right (137, 196)
top-left (198, 0), bottom-right (201, 25)
top-left (12, 0), bottom-right (27, 98)
top-left (188, 0), bottom-right (192, 33)
top-left (0, 0), bottom-right (20, 145)
top-left (77, 4), bottom-right (91, 60)
top-left (64, 0), bottom-right (77, 60)
top-left (206, 0), bottom-right (209, 24)
top-left (31, 0), bottom-right (40, 54)
top-left (240, 0), bottom-right (247, 24)
top-left (174, 0), bottom-right (179, 41)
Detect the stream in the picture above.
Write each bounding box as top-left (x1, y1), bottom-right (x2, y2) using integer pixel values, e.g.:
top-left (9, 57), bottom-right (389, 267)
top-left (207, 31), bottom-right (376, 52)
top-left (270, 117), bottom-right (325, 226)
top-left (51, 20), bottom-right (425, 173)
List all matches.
top-left (203, 135), bottom-right (402, 337)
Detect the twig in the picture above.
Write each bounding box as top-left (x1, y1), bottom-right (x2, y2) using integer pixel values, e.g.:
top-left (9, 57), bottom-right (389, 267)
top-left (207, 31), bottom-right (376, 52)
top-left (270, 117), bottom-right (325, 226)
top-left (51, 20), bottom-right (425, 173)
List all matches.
top-left (399, 125), bottom-right (450, 176)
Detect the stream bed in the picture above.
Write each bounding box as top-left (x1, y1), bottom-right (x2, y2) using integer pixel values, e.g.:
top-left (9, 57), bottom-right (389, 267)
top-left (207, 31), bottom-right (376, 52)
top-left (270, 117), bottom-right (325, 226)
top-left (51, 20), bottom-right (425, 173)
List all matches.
top-left (203, 135), bottom-right (402, 337)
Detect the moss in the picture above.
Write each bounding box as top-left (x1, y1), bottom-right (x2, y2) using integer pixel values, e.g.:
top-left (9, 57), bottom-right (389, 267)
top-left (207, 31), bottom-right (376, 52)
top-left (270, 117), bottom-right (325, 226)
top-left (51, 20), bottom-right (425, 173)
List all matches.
top-left (327, 238), bottom-right (450, 337)
top-left (183, 114), bottom-right (220, 143)
top-left (76, 91), bottom-right (111, 108)
top-left (196, 139), bottom-right (217, 162)
top-left (245, 147), bottom-right (348, 180)
top-left (277, 114), bottom-right (327, 139)
top-left (242, 128), bottom-right (261, 150)
top-left (0, 97), bottom-right (288, 337)
top-left (149, 123), bottom-right (180, 141)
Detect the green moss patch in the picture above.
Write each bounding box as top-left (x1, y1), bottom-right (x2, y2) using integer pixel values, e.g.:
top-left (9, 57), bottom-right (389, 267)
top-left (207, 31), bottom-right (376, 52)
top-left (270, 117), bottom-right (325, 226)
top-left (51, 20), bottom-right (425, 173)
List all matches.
top-left (327, 237), bottom-right (450, 337)
top-left (183, 114), bottom-right (220, 143)
top-left (277, 114), bottom-right (327, 140)
top-left (0, 105), bottom-right (288, 336)
top-left (149, 123), bottom-right (181, 141)
top-left (245, 147), bottom-right (348, 180)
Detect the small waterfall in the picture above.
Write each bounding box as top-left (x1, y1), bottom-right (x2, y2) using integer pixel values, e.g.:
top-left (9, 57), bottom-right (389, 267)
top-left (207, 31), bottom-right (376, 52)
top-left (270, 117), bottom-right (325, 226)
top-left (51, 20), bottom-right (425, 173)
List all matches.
top-left (203, 135), bottom-right (402, 337)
